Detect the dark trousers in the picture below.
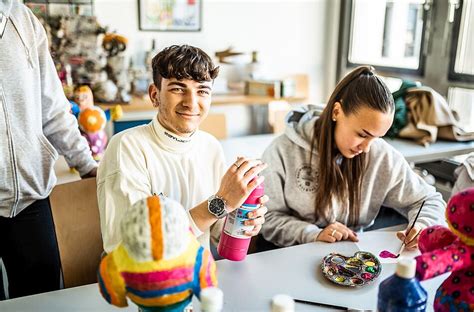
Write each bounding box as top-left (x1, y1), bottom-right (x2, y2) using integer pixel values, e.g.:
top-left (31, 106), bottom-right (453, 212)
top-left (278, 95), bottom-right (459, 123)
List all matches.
top-left (0, 198), bottom-right (61, 299)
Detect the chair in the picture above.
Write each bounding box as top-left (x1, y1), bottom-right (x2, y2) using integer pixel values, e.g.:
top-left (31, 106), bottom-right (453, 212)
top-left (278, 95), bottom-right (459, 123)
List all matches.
top-left (269, 106), bottom-right (293, 134)
top-left (200, 113), bottom-right (228, 139)
top-left (268, 73), bottom-right (309, 134)
top-left (49, 177), bottom-right (103, 288)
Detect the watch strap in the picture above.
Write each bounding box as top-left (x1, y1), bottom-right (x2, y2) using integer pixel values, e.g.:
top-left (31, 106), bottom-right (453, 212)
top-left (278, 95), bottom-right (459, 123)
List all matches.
top-left (207, 195), bottom-right (228, 219)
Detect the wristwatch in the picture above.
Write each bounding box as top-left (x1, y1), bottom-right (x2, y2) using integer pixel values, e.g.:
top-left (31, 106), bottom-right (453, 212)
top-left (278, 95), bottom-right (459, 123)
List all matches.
top-left (207, 195), bottom-right (228, 219)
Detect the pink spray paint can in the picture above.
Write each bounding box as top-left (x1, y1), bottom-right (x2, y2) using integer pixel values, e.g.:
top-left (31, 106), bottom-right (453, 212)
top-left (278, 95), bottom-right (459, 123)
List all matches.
top-left (217, 182), bottom-right (264, 261)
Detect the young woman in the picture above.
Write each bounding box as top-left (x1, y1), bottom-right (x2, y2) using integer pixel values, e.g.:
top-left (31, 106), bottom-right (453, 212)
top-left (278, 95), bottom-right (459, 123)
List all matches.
top-left (260, 66), bottom-right (446, 249)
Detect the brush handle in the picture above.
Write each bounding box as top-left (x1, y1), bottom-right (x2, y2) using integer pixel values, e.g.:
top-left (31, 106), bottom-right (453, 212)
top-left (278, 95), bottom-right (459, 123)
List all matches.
top-left (294, 298), bottom-right (348, 310)
top-left (406, 200), bottom-right (425, 234)
top-left (396, 242), bottom-right (405, 257)
top-left (397, 200), bottom-right (425, 257)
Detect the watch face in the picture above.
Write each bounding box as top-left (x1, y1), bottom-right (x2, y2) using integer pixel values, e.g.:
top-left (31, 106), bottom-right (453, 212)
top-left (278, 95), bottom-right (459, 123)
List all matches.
top-left (209, 198), bottom-right (225, 215)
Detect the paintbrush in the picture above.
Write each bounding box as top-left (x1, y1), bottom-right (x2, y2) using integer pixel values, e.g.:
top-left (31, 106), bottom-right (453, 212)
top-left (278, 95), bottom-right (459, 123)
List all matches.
top-left (395, 200), bottom-right (425, 258)
top-left (294, 298), bottom-right (349, 310)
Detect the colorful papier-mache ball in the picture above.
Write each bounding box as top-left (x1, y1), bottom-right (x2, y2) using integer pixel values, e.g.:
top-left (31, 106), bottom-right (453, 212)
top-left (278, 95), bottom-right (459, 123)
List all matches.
top-left (78, 106), bottom-right (108, 160)
top-left (415, 187), bottom-right (474, 312)
top-left (98, 196), bottom-right (217, 311)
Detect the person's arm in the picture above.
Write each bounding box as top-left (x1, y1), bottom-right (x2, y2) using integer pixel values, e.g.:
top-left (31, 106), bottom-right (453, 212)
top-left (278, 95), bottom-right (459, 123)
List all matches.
top-left (189, 158), bottom-right (266, 232)
top-left (260, 145), bottom-right (322, 247)
top-left (208, 148), bottom-right (268, 245)
top-left (209, 147), bottom-right (226, 246)
top-left (97, 136), bottom-right (151, 253)
top-left (384, 150), bottom-right (446, 226)
top-left (33, 13), bottom-right (96, 176)
top-left (382, 147), bottom-right (446, 248)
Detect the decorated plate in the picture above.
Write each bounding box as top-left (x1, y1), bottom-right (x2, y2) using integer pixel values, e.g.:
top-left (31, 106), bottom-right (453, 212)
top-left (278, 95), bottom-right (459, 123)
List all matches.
top-left (321, 251), bottom-right (382, 287)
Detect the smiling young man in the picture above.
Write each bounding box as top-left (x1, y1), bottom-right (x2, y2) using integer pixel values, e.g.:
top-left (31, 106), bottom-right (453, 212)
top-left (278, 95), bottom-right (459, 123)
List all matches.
top-left (97, 45), bottom-right (268, 253)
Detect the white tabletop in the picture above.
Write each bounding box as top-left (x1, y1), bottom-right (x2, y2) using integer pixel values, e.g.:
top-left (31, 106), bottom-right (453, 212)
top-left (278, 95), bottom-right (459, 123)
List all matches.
top-left (221, 134), bottom-right (474, 167)
top-left (0, 283), bottom-right (135, 312)
top-left (55, 134), bottom-right (473, 185)
top-left (54, 156), bottom-right (81, 185)
top-left (0, 231), bottom-right (446, 312)
top-left (384, 137), bottom-right (474, 164)
top-left (213, 232), bottom-right (445, 311)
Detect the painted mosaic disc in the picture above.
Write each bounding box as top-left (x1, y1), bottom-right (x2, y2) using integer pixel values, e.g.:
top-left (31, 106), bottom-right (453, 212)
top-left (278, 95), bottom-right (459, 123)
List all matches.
top-left (321, 251), bottom-right (382, 287)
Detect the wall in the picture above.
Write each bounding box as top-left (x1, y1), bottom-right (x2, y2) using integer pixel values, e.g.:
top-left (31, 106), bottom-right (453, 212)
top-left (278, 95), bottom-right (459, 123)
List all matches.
top-left (95, 0), bottom-right (337, 135)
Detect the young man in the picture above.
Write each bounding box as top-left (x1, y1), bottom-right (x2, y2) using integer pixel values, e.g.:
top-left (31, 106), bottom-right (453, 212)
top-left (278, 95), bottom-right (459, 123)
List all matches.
top-left (0, 0), bottom-right (97, 298)
top-left (97, 45), bottom-right (268, 253)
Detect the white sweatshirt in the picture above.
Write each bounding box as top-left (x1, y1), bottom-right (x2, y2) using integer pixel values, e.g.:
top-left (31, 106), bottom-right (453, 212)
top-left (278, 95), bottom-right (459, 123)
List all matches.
top-left (97, 116), bottom-right (225, 252)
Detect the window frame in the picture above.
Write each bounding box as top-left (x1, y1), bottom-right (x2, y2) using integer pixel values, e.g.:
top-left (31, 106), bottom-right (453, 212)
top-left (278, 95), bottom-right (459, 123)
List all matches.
top-left (339, 0), bottom-right (428, 77)
top-left (337, 0), bottom-right (474, 97)
top-left (448, 0), bottom-right (474, 83)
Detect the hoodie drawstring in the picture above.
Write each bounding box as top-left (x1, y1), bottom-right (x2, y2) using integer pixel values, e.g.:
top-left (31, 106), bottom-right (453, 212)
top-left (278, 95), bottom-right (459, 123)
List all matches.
top-left (10, 16), bottom-right (34, 68)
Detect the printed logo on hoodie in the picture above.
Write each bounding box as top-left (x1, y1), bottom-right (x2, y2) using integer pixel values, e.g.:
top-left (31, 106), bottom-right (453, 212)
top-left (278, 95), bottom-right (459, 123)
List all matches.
top-left (296, 164), bottom-right (318, 193)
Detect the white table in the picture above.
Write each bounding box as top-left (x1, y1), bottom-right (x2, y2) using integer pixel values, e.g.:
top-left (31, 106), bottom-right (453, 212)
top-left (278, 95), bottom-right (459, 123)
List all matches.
top-left (214, 233), bottom-right (445, 311)
top-left (0, 284), bottom-right (135, 312)
top-left (384, 137), bottom-right (474, 164)
top-left (221, 134), bottom-right (474, 166)
top-left (54, 156), bottom-right (82, 185)
top-left (0, 231), bottom-right (446, 312)
top-left (55, 134), bottom-right (473, 184)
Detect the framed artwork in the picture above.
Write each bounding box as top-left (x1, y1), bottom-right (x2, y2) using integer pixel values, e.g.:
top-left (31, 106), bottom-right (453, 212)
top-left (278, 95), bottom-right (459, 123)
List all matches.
top-left (138, 0), bottom-right (201, 32)
top-left (25, 3), bottom-right (47, 17)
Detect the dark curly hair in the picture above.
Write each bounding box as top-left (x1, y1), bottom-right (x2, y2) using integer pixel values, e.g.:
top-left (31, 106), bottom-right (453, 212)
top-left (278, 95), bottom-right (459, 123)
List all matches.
top-left (151, 45), bottom-right (219, 90)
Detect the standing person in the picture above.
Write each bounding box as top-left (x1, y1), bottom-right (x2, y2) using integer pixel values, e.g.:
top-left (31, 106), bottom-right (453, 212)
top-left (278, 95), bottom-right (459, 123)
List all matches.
top-left (260, 66), bottom-right (446, 248)
top-left (0, 0), bottom-right (98, 298)
top-left (97, 44), bottom-right (268, 253)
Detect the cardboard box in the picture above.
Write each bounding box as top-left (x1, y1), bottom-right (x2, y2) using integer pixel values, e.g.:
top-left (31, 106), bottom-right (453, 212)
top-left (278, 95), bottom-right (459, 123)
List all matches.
top-left (245, 78), bottom-right (297, 98)
top-left (245, 80), bottom-right (281, 98)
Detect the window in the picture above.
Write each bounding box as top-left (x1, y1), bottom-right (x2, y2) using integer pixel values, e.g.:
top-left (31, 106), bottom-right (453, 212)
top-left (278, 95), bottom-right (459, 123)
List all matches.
top-left (347, 0), bottom-right (427, 74)
top-left (448, 87), bottom-right (474, 132)
top-left (337, 0), bottom-right (474, 138)
top-left (338, 0), bottom-right (474, 97)
top-left (447, 1), bottom-right (474, 133)
top-left (449, 0), bottom-right (474, 82)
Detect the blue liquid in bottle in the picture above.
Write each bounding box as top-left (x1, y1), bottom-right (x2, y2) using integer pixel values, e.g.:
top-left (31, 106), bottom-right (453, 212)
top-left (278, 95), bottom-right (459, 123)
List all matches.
top-left (377, 258), bottom-right (427, 312)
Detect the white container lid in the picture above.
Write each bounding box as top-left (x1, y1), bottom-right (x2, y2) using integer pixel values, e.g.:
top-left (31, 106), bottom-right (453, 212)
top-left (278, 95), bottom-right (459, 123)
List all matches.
top-left (200, 287), bottom-right (224, 312)
top-left (396, 257), bottom-right (416, 279)
top-left (271, 294), bottom-right (295, 312)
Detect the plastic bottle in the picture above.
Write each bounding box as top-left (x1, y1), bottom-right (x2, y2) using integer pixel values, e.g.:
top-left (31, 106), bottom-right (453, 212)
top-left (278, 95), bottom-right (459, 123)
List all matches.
top-left (145, 38), bottom-right (157, 69)
top-left (200, 287), bottom-right (223, 312)
top-left (247, 50), bottom-right (260, 79)
top-left (271, 294), bottom-right (295, 312)
top-left (377, 258), bottom-right (427, 312)
top-left (217, 182), bottom-right (264, 261)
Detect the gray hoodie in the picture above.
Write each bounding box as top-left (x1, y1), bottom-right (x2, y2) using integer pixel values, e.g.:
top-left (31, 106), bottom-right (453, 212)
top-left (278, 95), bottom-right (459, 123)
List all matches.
top-left (0, 0), bottom-right (97, 217)
top-left (261, 105), bottom-right (446, 247)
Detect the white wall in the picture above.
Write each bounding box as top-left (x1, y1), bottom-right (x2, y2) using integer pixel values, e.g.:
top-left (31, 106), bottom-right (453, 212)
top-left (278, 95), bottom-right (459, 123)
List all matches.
top-left (95, 0), bottom-right (335, 103)
top-left (95, 0), bottom-right (338, 136)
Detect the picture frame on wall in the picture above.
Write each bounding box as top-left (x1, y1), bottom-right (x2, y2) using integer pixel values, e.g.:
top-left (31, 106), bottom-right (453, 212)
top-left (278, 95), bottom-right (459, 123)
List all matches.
top-left (138, 0), bottom-right (201, 32)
